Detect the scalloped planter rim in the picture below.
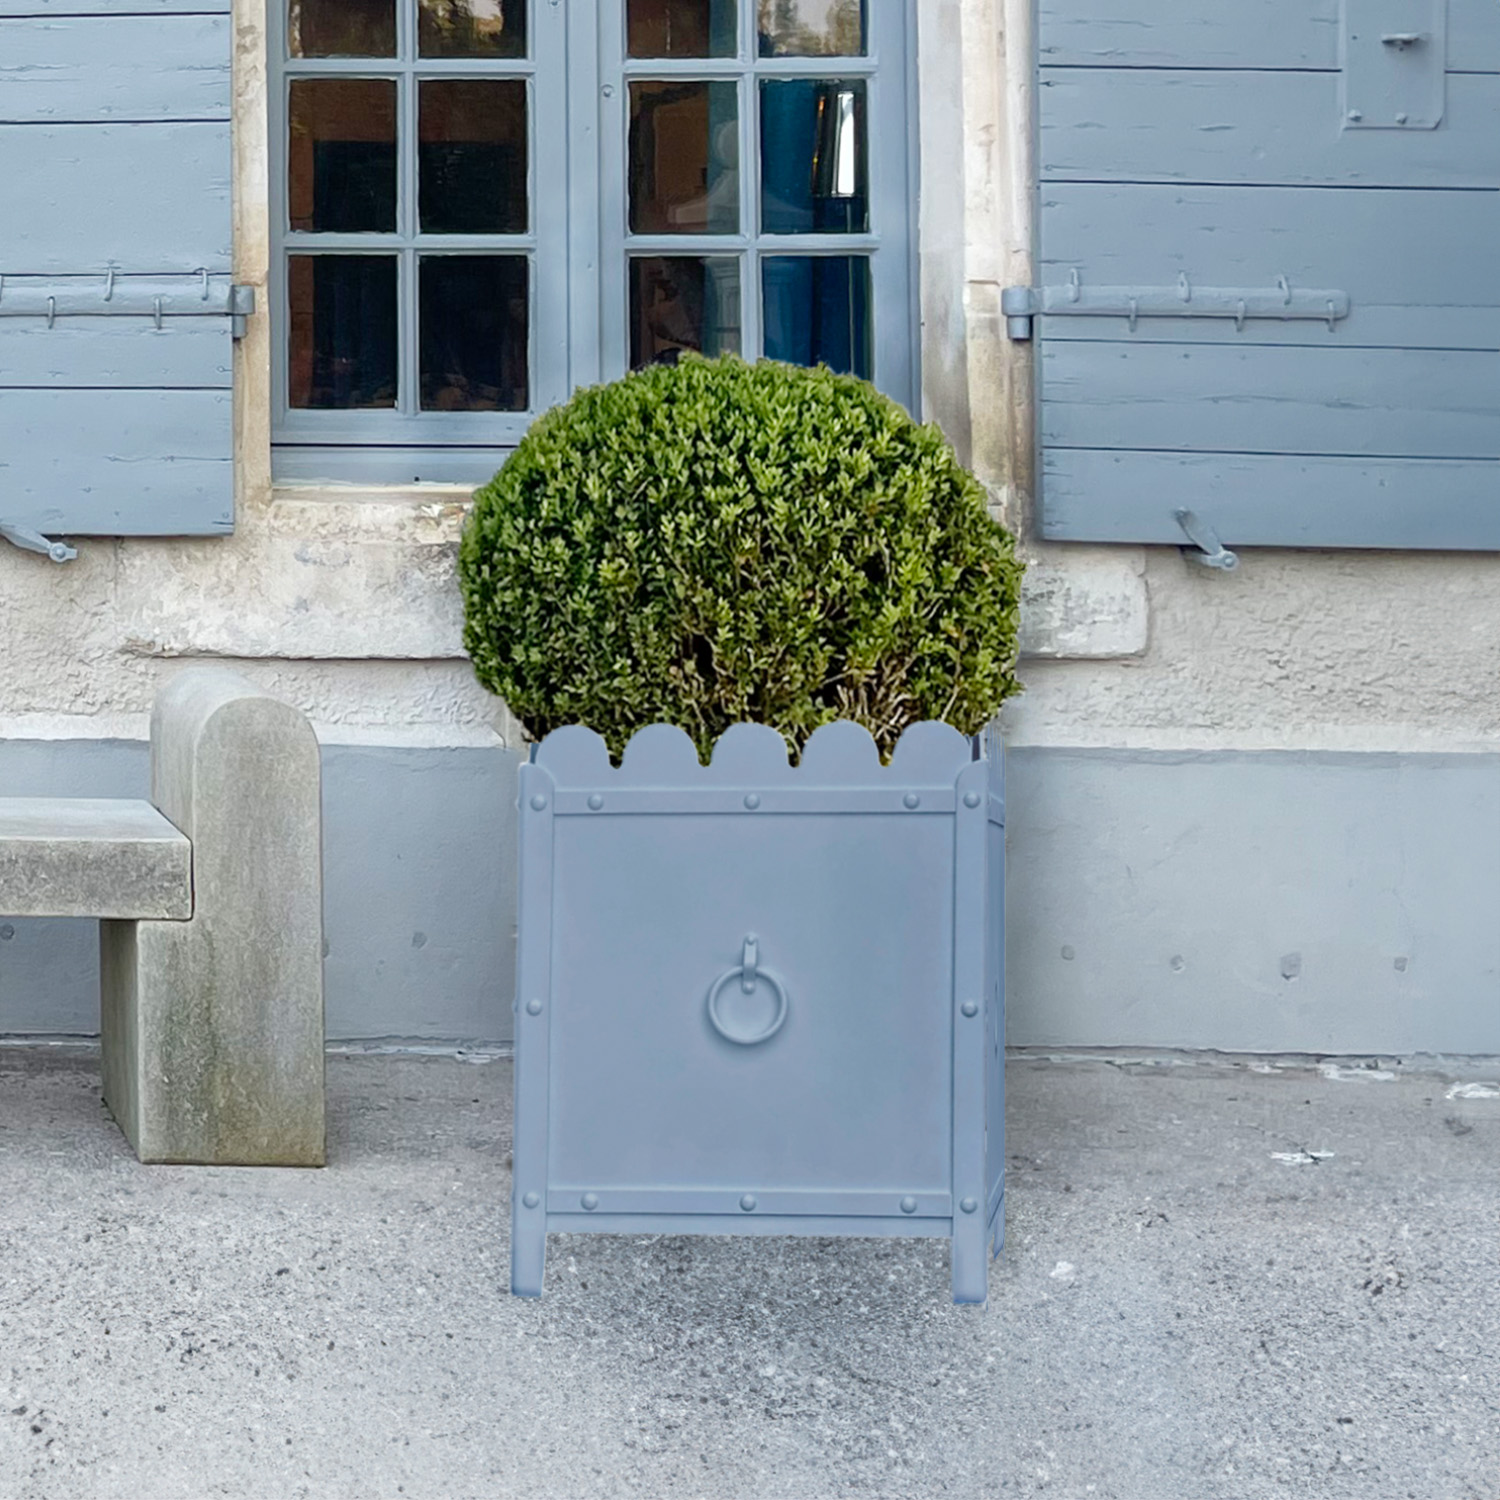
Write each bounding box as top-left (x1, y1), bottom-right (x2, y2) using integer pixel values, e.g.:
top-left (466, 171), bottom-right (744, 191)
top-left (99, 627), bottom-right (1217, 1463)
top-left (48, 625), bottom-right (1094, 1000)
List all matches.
top-left (509, 718), bottom-right (1005, 1305)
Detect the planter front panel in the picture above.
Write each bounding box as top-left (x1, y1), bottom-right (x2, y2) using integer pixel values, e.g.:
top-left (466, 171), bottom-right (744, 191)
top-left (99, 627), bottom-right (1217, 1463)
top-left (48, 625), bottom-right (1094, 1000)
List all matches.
top-left (510, 720), bottom-right (1004, 1304)
top-left (548, 810), bottom-right (955, 1200)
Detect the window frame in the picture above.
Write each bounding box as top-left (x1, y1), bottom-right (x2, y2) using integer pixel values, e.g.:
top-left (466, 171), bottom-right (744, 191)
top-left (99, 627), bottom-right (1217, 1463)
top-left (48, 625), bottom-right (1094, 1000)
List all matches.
top-left (269, 0), bottom-right (920, 484)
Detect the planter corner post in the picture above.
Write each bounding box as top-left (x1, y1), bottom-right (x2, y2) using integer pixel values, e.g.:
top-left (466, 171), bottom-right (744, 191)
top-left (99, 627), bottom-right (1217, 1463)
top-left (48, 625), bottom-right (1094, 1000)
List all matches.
top-left (511, 757), bottom-right (556, 1297)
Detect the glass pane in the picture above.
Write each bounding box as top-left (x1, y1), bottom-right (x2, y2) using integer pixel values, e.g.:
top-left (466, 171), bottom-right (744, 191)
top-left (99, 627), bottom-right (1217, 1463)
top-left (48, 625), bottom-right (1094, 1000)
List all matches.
top-left (288, 79), bottom-right (397, 233)
top-left (288, 255), bottom-right (398, 408)
top-left (419, 0), bottom-right (526, 58)
top-left (758, 0), bottom-right (865, 56)
top-left (627, 0), bottom-right (735, 58)
top-left (630, 257), bottom-right (741, 368)
top-left (762, 255), bottom-right (871, 379)
top-left (760, 79), bottom-right (866, 234)
top-left (419, 80), bottom-right (528, 234)
top-left (628, 81), bottom-right (738, 235)
top-left (289, 0), bottom-right (396, 57)
top-left (420, 256), bottom-right (529, 410)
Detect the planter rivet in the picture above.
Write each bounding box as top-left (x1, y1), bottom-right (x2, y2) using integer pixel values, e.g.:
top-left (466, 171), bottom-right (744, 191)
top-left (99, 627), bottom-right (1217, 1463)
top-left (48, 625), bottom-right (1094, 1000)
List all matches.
top-left (587, 793), bottom-right (604, 810)
top-left (526, 998), bottom-right (543, 1016)
top-left (960, 1197), bottom-right (977, 1214)
top-left (530, 794), bottom-right (547, 811)
top-left (743, 793), bottom-right (761, 810)
top-left (903, 792), bottom-right (920, 809)
top-left (900, 1196), bottom-right (918, 1214)
top-left (963, 790), bottom-right (981, 808)
top-left (522, 1191), bottom-right (540, 1209)
top-left (961, 1000), bottom-right (979, 1018)
top-left (740, 1194), bottom-right (757, 1212)
top-left (581, 1193), bottom-right (598, 1211)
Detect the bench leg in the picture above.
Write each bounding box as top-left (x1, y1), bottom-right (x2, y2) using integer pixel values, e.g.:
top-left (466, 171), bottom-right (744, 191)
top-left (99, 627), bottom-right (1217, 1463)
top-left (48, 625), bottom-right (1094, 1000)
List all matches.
top-left (100, 669), bottom-right (325, 1166)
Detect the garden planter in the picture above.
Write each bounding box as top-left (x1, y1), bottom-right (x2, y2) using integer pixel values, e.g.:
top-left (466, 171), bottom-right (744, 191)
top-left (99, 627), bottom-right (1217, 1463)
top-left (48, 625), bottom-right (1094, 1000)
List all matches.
top-left (510, 718), bottom-right (1005, 1304)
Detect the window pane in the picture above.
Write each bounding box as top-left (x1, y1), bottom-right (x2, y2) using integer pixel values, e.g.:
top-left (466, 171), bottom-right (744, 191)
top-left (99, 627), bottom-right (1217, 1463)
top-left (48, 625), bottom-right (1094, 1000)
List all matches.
top-left (630, 257), bottom-right (741, 368)
top-left (628, 81), bottom-right (738, 235)
top-left (758, 0), bottom-right (864, 56)
top-left (288, 79), bottom-right (397, 233)
top-left (627, 0), bottom-right (735, 58)
top-left (288, 255), bottom-right (398, 408)
top-left (760, 80), bottom-right (866, 234)
top-left (419, 0), bottom-right (526, 59)
top-left (419, 80), bottom-right (528, 234)
top-left (762, 255), bottom-right (871, 379)
top-left (288, 0), bottom-right (395, 57)
top-left (420, 256), bottom-right (529, 410)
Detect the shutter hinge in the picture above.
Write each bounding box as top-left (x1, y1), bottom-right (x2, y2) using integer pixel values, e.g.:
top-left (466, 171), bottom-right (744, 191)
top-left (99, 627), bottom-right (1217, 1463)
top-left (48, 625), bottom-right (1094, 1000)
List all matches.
top-left (1002, 273), bottom-right (1350, 341)
top-left (0, 523), bottom-right (77, 564)
top-left (1173, 509), bottom-right (1239, 572)
top-left (230, 283), bottom-right (256, 340)
top-left (1001, 285), bottom-right (1037, 341)
top-left (0, 273), bottom-right (256, 337)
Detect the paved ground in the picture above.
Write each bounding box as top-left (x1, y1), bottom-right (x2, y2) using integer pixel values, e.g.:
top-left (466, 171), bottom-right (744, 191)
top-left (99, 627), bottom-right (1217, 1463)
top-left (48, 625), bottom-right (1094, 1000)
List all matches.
top-left (1, 1046), bottom-right (1498, 1500)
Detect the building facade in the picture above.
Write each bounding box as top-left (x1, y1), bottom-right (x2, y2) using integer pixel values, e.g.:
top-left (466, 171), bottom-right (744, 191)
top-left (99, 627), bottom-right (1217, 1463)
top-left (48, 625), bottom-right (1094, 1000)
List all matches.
top-left (2, 0), bottom-right (1496, 1051)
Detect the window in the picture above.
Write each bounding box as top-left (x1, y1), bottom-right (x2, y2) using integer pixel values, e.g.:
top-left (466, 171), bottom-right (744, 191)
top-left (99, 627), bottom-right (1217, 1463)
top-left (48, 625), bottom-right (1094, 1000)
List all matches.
top-left (271, 0), bottom-right (915, 482)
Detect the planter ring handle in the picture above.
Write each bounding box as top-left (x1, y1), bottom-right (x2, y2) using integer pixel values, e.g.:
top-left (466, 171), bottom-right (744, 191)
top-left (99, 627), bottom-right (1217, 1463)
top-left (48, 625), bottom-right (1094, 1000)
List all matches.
top-left (707, 934), bottom-right (789, 1046)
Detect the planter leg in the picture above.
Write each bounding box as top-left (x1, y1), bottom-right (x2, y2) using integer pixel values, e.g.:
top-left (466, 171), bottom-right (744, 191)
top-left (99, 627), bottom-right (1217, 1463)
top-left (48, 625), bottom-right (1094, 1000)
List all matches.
top-left (511, 1217), bottom-right (547, 1297)
top-left (951, 1219), bottom-right (989, 1305)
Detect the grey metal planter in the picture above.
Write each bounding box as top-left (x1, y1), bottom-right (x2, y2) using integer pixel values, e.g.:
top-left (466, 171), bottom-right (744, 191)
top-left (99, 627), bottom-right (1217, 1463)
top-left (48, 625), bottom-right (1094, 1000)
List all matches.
top-left (510, 719), bottom-right (1004, 1304)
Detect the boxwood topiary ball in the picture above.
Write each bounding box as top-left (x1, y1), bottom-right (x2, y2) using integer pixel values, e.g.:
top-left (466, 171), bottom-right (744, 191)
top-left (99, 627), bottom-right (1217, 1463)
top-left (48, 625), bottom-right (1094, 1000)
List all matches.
top-left (459, 356), bottom-right (1023, 761)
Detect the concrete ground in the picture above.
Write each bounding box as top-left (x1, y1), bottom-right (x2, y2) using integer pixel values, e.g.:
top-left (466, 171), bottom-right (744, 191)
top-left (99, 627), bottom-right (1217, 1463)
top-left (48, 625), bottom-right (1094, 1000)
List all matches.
top-left (1, 1047), bottom-right (1497, 1500)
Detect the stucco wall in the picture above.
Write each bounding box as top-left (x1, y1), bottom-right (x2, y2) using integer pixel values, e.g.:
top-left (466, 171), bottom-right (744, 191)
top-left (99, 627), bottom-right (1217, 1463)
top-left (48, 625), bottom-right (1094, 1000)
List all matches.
top-left (2, 0), bottom-right (1496, 1053)
top-left (3, 0), bottom-right (1494, 757)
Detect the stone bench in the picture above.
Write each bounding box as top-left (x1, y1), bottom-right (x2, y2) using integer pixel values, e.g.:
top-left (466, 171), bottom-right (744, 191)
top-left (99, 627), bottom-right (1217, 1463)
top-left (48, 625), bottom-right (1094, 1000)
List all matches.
top-left (0, 669), bottom-right (324, 1166)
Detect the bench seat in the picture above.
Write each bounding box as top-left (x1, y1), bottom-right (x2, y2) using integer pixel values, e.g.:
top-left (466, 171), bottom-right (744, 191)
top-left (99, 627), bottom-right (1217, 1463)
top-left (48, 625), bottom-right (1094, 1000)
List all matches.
top-left (0, 797), bottom-right (191, 920)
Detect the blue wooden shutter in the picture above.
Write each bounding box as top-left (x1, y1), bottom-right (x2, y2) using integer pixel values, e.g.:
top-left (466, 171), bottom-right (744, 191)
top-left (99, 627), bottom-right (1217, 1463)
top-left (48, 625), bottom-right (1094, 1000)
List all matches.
top-left (1017, 0), bottom-right (1500, 551)
top-left (0, 0), bottom-right (240, 554)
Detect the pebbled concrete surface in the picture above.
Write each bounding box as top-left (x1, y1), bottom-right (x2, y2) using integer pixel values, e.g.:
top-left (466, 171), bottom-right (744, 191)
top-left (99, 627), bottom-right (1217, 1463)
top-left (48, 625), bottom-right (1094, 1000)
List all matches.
top-left (1, 1047), bottom-right (1498, 1499)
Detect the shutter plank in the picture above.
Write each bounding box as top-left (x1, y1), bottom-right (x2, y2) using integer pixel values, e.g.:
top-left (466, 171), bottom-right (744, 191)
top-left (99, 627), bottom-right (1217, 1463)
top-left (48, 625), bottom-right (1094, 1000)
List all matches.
top-left (0, 389), bottom-right (232, 534)
top-left (1040, 69), bottom-right (1500, 188)
top-left (0, 15), bottom-right (231, 123)
top-left (1040, 0), bottom-right (1500, 72)
top-left (1039, 183), bottom-right (1500, 350)
top-left (1041, 343), bottom-right (1500, 460)
top-left (0, 318), bottom-right (231, 387)
top-left (1041, 450), bottom-right (1500, 550)
top-left (0, 0), bottom-right (227, 13)
top-left (0, 121), bottom-right (231, 272)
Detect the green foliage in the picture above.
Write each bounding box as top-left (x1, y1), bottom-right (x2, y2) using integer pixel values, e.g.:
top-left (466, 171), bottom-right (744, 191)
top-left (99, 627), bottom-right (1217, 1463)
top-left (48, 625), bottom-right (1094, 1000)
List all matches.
top-left (460, 356), bottom-right (1024, 761)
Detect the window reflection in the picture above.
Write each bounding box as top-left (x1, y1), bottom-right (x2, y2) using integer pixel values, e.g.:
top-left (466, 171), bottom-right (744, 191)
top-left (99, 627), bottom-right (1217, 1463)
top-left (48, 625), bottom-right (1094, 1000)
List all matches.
top-left (629, 80), bottom-right (739, 235)
top-left (627, 0), bottom-right (736, 58)
top-left (420, 256), bottom-right (529, 410)
top-left (758, 0), bottom-right (864, 57)
top-left (289, 0), bottom-right (395, 57)
top-left (288, 79), bottom-right (397, 233)
top-left (630, 257), bottom-right (741, 367)
top-left (762, 255), bottom-right (871, 378)
top-left (419, 80), bottom-right (529, 234)
top-left (288, 255), bottom-right (399, 407)
top-left (419, 0), bottom-right (526, 58)
top-left (761, 79), bottom-right (866, 234)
